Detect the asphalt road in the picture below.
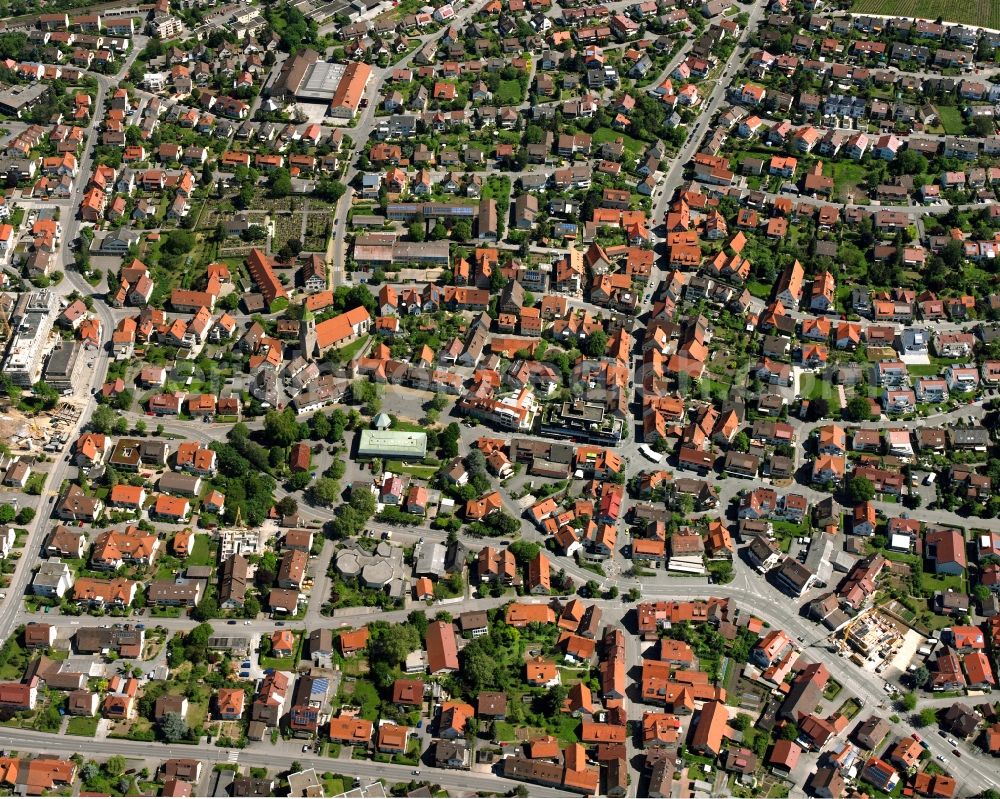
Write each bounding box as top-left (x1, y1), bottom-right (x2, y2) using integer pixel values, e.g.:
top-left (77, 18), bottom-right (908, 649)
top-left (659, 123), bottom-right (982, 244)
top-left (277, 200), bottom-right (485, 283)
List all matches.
top-left (5, 6), bottom-right (999, 795)
top-left (0, 728), bottom-right (572, 797)
top-left (0, 45), bottom-right (140, 654)
top-left (16, 573), bottom-right (1000, 793)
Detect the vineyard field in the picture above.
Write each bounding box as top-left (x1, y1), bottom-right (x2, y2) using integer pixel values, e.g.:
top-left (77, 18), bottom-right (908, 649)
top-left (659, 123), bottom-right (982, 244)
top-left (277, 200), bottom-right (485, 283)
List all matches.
top-left (850, 0), bottom-right (1000, 29)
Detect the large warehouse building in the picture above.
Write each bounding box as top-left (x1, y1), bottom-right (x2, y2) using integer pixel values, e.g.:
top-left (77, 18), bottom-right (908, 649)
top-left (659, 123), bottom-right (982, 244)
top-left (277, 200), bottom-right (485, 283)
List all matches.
top-left (272, 50), bottom-right (372, 119)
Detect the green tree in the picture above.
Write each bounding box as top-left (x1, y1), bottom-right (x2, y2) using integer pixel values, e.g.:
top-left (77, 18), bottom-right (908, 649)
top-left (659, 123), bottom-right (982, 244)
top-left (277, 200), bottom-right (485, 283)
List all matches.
top-left (350, 489), bottom-right (377, 517)
top-left (807, 397), bottom-right (830, 421)
top-left (845, 395), bottom-right (872, 422)
top-left (161, 712), bottom-right (188, 742)
top-left (309, 477), bottom-right (341, 506)
top-left (235, 183), bottom-right (255, 210)
top-left (731, 713), bottom-right (751, 731)
top-left (105, 756), bottom-right (126, 777)
top-left (242, 594), bottom-right (261, 619)
top-left (407, 610), bottom-right (428, 638)
top-left (710, 562), bottom-right (734, 584)
top-left (310, 413), bottom-right (331, 441)
top-left (263, 408), bottom-right (302, 447)
top-left (192, 595), bottom-right (219, 622)
top-left (350, 380), bottom-right (376, 406)
top-left (329, 505), bottom-right (365, 539)
top-left (539, 684), bottom-right (569, 716)
top-left (439, 423), bottom-right (461, 459)
top-left (268, 168), bottom-right (293, 198)
top-left (847, 475), bottom-right (875, 503)
top-left (915, 708), bottom-right (937, 727)
top-left (315, 179), bottom-right (346, 203)
top-left (162, 230), bottom-right (195, 256)
top-left (584, 329), bottom-right (608, 357)
top-left (32, 381), bottom-right (58, 410)
top-left (91, 404), bottom-right (116, 434)
top-left (508, 539), bottom-right (541, 564)
top-left (0, 374), bottom-right (20, 404)
top-left (901, 692), bottom-right (917, 711)
top-left (366, 622), bottom-right (421, 688)
top-left (276, 496), bottom-right (299, 518)
top-left (188, 622), bottom-right (213, 648)
top-left (459, 637), bottom-right (501, 693)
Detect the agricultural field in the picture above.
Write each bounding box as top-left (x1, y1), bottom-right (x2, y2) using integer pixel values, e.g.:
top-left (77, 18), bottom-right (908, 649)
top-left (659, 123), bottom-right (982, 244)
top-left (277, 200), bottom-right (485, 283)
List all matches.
top-left (850, 0), bottom-right (1000, 29)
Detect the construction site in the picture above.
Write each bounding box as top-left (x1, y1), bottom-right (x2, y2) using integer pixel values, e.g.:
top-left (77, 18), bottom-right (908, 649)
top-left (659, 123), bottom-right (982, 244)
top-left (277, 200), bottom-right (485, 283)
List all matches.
top-left (0, 401), bottom-right (83, 456)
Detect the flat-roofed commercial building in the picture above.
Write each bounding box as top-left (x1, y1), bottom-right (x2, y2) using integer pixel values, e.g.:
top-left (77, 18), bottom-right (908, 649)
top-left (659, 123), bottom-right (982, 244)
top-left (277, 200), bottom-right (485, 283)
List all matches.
top-left (393, 241), bottom-right (450, 266)
top-left (0, 83), bottom-right (48, 118)
top-left (43, 341), bottom-right (83, 392)
top-left (353, 236), bottom-right (450, 268)
top-left (298, 60), bottom-right (346, 100)
top-left (4, 290), bottom-right (58, 387)
top-left (358, 430), bottom-right (428, 460)
top-left (386, 202), bottom-right (479, 222)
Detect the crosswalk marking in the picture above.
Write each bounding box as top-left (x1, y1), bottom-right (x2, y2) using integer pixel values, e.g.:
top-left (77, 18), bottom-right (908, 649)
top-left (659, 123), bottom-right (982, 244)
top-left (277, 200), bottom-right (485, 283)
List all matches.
top-left (228, 750), bottom-right (239, 762)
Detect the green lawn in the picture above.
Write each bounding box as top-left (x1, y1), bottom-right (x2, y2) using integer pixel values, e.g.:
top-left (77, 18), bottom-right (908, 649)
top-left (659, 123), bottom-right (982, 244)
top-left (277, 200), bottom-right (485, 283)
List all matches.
top-left (550, 714), bottom-right (580, 745)
top-left (386, 460), bottom-right (438, 480)
top-left (936, 106), bottom-right (967, 136)
top-left (339, 678), bottom-right (382, 722)
top-left (150, 606), bottom-right (182, 617)
top-left (66, 715), bottom-right (99, 737)
top-left (920, 571), bottom-right (966, 594)
top-left (260, 655), bottom-right (294, 669)
top-left (496, 79), bottom-right (523, 105)
top-left (825, 161), bottom-right (868, 201)
top-left (772, 519), bottom-right (810, 537)
top-left (906, 363), bottom-right (942, 377)
top-left (823, 678), bottom-right (843, 700)
top-left (335, 335), bottom-right (370, 362)
top-left (493, 721), bottom-right (516, 742)
top-left (747, 280), bottom-right (771, 300)
top-left (799, 373), bottom-right (842, 412)
top-left (185, 534), bottom-right (216, 567)
top-left (389, 421), bottom-right (427, 433)
top-left (0, 638), bottom-right (27, 680)
top-left (884, 550), bottom-right (920, 566)
top-left (836, 697), bottom-right (863, 720)
top-left (592, 126), bottom-right (646, 156)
